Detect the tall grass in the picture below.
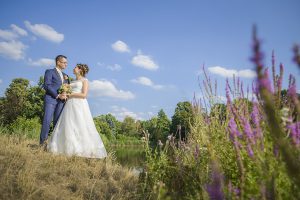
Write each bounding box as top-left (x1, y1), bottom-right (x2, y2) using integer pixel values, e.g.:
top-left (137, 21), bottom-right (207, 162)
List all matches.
top-left (0, 134), bottom-right (139, 199)
top-left (139, 29), bottom-right (300, 199)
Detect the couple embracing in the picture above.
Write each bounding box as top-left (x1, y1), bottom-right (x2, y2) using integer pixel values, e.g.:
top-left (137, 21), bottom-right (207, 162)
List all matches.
top-left (40, 55), bottom-right (107, 159)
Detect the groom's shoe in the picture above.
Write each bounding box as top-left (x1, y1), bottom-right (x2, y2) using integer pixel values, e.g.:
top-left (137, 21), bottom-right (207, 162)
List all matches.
top-left (40, 140), bottom-right (48, 151)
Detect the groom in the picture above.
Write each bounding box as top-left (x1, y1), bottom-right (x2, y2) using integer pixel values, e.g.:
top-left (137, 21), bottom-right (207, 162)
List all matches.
top-left (40, 55), bottom-right (69, 146)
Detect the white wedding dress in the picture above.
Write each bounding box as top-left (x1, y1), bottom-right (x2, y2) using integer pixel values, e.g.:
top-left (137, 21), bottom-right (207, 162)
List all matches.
top-left (48, 79), bottom-right (107, 158)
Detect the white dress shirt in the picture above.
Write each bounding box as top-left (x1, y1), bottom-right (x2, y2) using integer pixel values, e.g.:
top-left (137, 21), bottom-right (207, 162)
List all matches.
top-left (55, 67), bottom-right (64, 84)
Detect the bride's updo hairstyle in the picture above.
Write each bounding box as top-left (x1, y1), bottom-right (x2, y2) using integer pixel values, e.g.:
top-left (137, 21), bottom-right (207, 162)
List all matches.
top-left (76, 64), bottom-right (89, 77)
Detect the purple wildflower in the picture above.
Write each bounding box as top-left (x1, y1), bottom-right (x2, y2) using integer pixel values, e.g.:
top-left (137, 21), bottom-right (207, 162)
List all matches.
top-left (226, 79), bottom-right (232, 104)
top-left (272, 50), bottom-right (276, 91)
top-left (277, 63), bottom-right (284, 92)
top-left (238, 114), bottom-right (255, 145)
top-left (286, 122), bottom-right (300, 146)
top-left (257, 68), bottom-right (273, 93)
top-left (287, 77), bottom-right (299, 104)
top-left (252, 81), bottom-right (259, 96)
top-left (228, 117), bottom-right (242, 141)
top-left (293, 44), bottom-right (300, 68)
top-left (250, 27), bottom-right (264, 69)
top-left (247, 143), bottom-right (254, 158)
top-left (241, 81), bottom-right (244, 98)
top-left (251, 103), bottom-right (263, 139)
top-left (206, 163), bottom-right (224, 200)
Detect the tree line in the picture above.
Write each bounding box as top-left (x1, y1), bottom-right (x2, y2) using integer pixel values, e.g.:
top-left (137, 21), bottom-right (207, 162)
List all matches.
top-left (0, 77), bottom-right (197, 144)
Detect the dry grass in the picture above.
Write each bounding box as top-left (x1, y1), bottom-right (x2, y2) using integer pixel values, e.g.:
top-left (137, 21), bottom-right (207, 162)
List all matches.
top-left (0, 135), bottom-right (139, 200)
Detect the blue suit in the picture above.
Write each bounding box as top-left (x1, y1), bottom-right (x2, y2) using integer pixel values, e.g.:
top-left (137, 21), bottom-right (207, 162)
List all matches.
top-left (40, 68), bottom-right (69, 144)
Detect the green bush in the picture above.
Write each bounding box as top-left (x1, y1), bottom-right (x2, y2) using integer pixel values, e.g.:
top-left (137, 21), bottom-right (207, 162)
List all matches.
top-left (9, 116), bottom-right (41, 139)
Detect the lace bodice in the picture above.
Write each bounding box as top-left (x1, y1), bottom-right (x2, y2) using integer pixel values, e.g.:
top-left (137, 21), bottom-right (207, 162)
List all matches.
top-left (70, 79), bottom-right (86, 93)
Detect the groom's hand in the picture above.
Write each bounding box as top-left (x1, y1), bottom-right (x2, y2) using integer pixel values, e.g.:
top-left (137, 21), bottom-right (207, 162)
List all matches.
top-left (58, 93), bottom-right (67, 100)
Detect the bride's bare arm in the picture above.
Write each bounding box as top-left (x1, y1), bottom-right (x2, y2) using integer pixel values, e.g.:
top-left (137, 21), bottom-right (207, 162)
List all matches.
top-left (69, 80), bottom-right (89, 99)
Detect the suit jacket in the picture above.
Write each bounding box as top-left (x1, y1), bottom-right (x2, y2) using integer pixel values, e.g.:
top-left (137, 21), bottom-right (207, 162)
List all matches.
top-left (43, 68), bottom-right (69, 104)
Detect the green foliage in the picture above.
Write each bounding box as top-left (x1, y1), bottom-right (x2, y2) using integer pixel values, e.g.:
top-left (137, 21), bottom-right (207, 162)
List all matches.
top-left (0, 77), bottom-right (45, 125)
top-left (113, 134), bottom-right (143, 146)
top-left (121, 116), bottom-right (139, 137)
top-left (24, 77), bottom-right (45, 121)
top-left (94, 116), bottom-right (114, 140)
top-left (140, 47), bottom-right (300, 199)
top-left (9, 116), bottom-right (41, 139)
top-left (210, 103), bottom-right (226, 123)
top-left (0, 78), bottom-right (30, 124)
top-left (171, 101), bottom-right (195, 140)
top-left (155, 109), bottom-right (171, 142)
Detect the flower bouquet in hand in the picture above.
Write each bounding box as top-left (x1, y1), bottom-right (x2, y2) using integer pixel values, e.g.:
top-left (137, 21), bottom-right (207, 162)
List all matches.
top-left (58, 83), bottom-right (72, 95)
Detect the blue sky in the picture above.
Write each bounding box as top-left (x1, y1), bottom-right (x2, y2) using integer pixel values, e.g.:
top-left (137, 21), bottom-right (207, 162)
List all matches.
top-left (0, 0), bottom-right (299, 120)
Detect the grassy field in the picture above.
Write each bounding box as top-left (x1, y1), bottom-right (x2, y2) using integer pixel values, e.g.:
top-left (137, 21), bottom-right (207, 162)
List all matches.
top-left (0, 135), bottom-right (139, 200)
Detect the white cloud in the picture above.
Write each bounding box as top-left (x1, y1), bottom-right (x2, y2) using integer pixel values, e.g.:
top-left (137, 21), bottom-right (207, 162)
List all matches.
top-left (97, 62), bottom-right (104, 66)
top-left (0, 29), bottom-right (18, 40)
top-left (10, 24), bottom-right (27, 36)
top-left (110, 105), bottom-right (143, 121)
top-left (24, 21), bottom-right (64, 43)
top-left (131, 76), bottom-right (164, 90)
top-left (0, 40), bottom-right (26, 60)
top-left (0, 79), bottom-right (2, 84)
top-left (131, 51), bottom-right (159, 71)
top-left (107, 64), bottom-right (122, 71)
top-left (208, 66), bottom-right (256, 79)
top-left (238, 69), bottom-right (257, 78)
top-left (89, 80), bottom-right (135, 100)
top-left (111, 40), bottom-right (130, 53)
top-left (28, 58), bottom-right (55, 67)
top-left (97, 62), bottom-right (122, 71)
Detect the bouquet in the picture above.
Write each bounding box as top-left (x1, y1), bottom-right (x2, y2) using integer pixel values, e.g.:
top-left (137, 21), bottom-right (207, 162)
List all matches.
top-left (58, 83), bottom-right (72, 94)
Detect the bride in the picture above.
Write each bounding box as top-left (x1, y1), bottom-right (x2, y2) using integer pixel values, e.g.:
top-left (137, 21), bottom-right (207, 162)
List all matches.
top-left (48, 64), bottom-right (107, 158)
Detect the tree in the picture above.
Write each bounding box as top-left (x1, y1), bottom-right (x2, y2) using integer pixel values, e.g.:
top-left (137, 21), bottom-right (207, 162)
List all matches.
top-left (171, 101), bottom-right (194, 141)
top-left (121, 116), bottom-right (138, 136)
top-left (154, 109), bottom-right (171, 142)
top-left (141, 116), bottom-right (158, 141)
top-left (0, 77), bottom-right (46, 125)
top-left (0, 78), bottom-right (30, 124)
top-left (104, 113), bottom-right (121, 136)
top-left (24, 76), bottom-right (45, 121)
top-left (94, 117), bottom-right (113, 138)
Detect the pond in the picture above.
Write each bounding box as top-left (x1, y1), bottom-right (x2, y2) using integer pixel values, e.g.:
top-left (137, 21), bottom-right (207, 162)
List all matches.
top-left (108, 145), bottom-right (145, 174)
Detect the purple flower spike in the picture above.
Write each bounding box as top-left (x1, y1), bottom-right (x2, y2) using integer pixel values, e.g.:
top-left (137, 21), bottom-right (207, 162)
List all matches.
top-left (247, 144), bottom-right (254, 158)
top-left (250, 26), bottom-right (264, 69)
top-left (206, 163), bottom-right (224, 200)
top-left (226, 79), bottom-right (232, 104)
top-left (251, 103), bottom-right (263, 145)
top-left (287, 122), bottom-right (300, 146)
top-left (293, 44), bottom-right (300, 68)
top-left (258, 68), bottom-right (273, 93)
top-left (277, 63), bottom-right (284, 91)
top-left (252, 81), bottom-right (259, 97)
top-left (244, 119), bottom-right (255, 144)
top-left (228, 117), bottom-right (242, 141)
top-left (287, 79), bottom-right (298, 104)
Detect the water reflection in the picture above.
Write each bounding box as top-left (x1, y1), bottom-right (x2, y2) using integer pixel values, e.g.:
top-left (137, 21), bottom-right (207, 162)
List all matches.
top-left (108, 146), bottom-right (145, 173)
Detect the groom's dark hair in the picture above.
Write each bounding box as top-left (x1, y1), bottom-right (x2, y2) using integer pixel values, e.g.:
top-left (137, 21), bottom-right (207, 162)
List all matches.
top-left (55, 55), bottom-right (67, 64)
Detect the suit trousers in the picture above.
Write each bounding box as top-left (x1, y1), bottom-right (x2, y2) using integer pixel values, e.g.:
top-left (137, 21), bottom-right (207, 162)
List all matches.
top-left (40, 101), bottom-right (64, 144)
